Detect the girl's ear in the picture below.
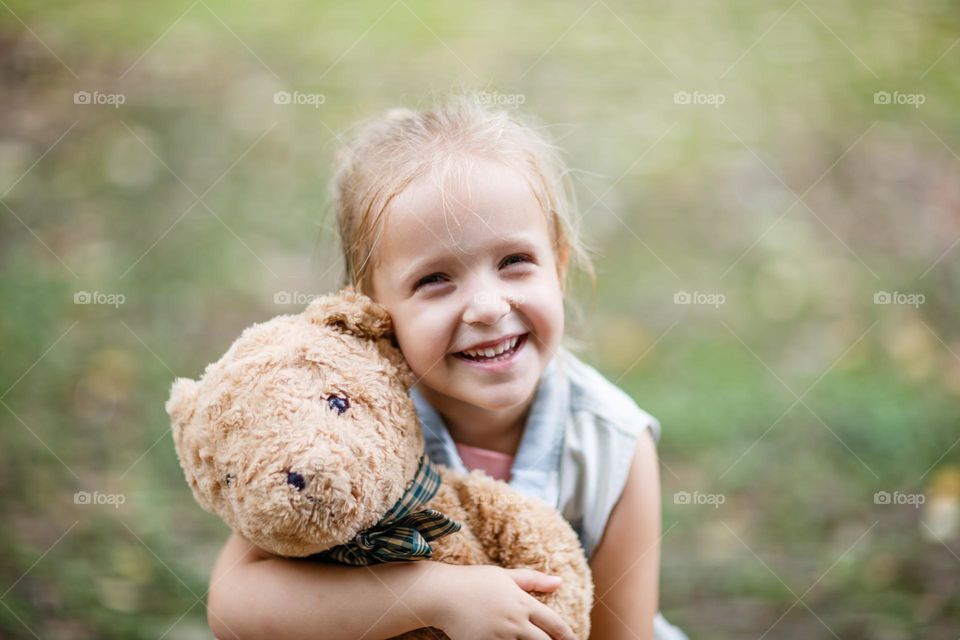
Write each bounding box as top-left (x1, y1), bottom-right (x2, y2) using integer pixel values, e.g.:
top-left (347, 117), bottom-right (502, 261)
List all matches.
top-left (305, 286), bottom-right (394, 342)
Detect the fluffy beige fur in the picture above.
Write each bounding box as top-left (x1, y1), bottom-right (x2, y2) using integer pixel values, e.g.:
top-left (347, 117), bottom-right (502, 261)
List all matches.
top-left (166, 287), bottom-right (593, 638)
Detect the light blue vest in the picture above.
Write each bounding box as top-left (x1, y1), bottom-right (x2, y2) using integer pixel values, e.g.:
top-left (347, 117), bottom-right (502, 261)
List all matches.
top-left (410, 347), bottom-right (689, 640)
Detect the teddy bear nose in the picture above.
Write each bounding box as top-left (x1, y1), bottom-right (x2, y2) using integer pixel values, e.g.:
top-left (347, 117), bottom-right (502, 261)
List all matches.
top-left (327, 394), bottom-right (350, 415)
top-left (286, 471), bottom-right (306, 491)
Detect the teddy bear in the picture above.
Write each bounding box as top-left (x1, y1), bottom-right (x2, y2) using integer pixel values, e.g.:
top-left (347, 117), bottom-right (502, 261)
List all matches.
top-left (165, 287), bottom-right (593, 639)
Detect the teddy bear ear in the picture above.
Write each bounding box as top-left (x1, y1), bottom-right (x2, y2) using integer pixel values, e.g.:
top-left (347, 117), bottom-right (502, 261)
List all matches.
top-left (375, 338), bottom-right (416, 391)
top-left (166, 377), bottom-right (200, 426)
top-left (306, 286), bottom-right (394, 342)
top-left (166, 377), bottom-right (216, 512)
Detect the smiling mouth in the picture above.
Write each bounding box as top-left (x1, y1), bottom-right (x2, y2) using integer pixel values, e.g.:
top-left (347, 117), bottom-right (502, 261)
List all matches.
top-left (453, 333), bottom-right (528, 362)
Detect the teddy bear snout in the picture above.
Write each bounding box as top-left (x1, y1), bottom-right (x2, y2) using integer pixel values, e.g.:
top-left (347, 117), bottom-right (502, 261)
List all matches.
top-left (279, 460), bottom-right (350, 504)
top-left (276, 462), bottom-right (361, 531)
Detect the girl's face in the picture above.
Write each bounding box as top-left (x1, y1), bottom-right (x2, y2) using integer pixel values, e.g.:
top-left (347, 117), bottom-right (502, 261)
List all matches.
top-left (369, 159), bottom-right (565, 413)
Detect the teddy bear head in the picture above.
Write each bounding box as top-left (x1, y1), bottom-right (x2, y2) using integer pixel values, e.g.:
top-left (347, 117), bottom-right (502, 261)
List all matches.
top-left (165, 288), bottom-right (425, 557)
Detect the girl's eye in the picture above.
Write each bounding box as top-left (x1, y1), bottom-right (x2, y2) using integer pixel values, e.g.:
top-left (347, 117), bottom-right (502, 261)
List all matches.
top-left (500, 254), bottom-right (532, 269)
top-left (414, 273), bottom-right (447, 290)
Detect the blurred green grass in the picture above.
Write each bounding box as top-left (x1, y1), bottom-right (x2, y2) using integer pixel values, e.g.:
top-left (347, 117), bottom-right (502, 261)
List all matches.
top-left (2, 1), bottom-right (959, 638)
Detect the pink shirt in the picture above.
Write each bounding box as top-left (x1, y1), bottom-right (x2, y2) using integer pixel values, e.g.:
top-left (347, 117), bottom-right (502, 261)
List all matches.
top-left (454, 441), bottom-right (515, 482)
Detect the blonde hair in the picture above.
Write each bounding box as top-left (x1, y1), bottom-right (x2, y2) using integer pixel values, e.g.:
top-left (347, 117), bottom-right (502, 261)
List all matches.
top-left (330, 94), bottom-right (594, 297)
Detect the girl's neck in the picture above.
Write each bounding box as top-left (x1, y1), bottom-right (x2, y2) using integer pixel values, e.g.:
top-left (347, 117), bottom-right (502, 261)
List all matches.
top-left (417, 385), bottom-right (535, 456)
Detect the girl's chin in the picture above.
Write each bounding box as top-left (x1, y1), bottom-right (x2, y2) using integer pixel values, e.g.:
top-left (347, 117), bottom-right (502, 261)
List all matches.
top-left (451, 382), bottom-right (538, 412)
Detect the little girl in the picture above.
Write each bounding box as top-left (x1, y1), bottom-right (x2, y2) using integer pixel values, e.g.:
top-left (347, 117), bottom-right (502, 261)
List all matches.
top-left (207, 96), bottom-right (688, 640)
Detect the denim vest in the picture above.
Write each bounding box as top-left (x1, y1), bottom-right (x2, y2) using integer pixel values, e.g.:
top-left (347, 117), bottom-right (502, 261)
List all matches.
top-left (413, 351), bottom-right (569, 509)
top-left (410, 346), bottom-right (689, 639)
top-left (410, 345), bottom-right (657, 556)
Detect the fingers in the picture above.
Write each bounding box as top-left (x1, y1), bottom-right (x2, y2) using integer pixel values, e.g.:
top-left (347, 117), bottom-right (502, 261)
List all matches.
top-left (519, 626), bottom-right (552, 640)
top-left (529, 603), bottom-right (577, 640)
top-left (506, 568), bottom-right (563, 593)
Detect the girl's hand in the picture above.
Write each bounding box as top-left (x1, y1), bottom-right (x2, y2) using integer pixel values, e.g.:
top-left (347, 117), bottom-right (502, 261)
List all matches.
top-left (430, 563), bottom-right (577, 640)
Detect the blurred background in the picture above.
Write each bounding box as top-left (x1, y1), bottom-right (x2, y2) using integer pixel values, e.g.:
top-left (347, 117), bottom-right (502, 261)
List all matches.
top-left (1, 1), bottom-right (959, 638)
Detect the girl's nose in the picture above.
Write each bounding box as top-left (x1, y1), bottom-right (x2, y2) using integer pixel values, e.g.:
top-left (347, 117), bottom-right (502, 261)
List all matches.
top-left (462, 290), bottom-right (511, 325)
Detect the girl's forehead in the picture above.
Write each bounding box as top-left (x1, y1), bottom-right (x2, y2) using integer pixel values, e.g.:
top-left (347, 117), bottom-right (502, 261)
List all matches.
top-left (380, 160), bottom-right (551, 250)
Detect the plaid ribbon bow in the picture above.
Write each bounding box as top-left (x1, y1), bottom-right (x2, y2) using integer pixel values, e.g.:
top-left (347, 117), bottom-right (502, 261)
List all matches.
top-left (317, 455), bottom-right (461, 566)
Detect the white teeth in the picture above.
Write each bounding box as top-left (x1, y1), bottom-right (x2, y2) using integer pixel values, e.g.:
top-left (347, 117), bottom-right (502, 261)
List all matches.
top-left (461, 335), bottom-right (520, 359)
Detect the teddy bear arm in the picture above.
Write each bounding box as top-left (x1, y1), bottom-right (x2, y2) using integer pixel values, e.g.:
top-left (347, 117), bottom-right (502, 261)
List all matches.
top-left (447, 472), bottom-right (594, 639)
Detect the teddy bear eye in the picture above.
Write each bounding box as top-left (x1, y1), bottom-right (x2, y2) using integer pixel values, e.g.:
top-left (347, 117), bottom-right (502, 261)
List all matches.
top-left (326, 394), bottom-right (350, 415)
top-left (286, 471), bottom-right (306, 491)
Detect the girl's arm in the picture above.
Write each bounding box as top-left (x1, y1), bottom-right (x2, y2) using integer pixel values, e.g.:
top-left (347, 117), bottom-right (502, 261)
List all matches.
top-left (207, 532), bottom-right (578, 640)
top-left (587, 431), bottom-right (661, 640)
top-left (206, 533), bottom-right (443, 639)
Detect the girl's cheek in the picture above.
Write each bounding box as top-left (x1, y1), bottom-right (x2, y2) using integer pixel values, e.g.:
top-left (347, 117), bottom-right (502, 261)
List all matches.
top-left (410, 307), bottom-right (449, 351)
